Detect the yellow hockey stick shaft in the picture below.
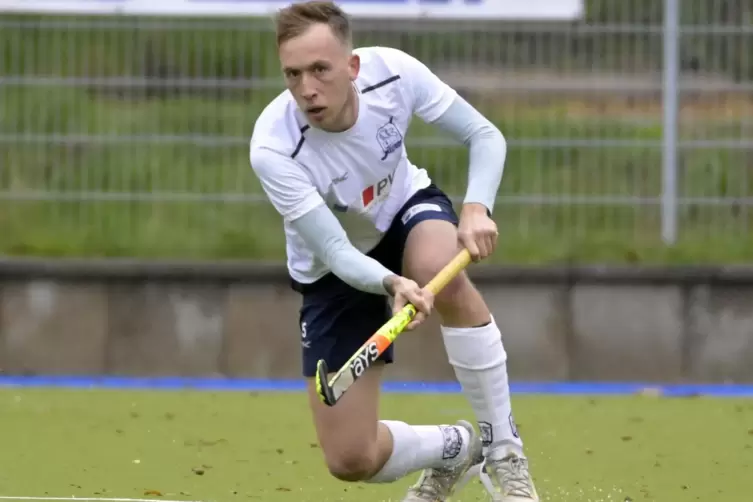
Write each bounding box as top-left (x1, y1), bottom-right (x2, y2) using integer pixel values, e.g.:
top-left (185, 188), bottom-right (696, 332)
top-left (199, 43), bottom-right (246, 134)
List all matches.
top-left (316, 248), bottom-right (472, 406)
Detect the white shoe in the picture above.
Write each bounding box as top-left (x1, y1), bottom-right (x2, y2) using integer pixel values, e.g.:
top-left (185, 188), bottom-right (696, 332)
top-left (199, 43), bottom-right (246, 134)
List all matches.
top-left (481, 448), bottom-right (540, 501)
top-left (401, 420), bottom-right (484, 501)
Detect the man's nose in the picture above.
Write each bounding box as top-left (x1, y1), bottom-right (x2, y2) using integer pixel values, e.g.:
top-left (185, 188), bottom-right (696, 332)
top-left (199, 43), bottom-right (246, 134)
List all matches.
top-left (300, 74), bottom-right (317, 100)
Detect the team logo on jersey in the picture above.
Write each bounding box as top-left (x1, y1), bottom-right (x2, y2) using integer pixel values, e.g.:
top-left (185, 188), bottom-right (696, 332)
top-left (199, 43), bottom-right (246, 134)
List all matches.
top-left (376, 117), bottom-right (403, 160)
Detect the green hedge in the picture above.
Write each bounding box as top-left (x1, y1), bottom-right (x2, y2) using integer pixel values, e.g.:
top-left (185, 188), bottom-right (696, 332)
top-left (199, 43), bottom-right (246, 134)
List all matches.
top-left (2, 1), bottom-right (752, 263)
top-left (3, 84), bottom-right (753, 263)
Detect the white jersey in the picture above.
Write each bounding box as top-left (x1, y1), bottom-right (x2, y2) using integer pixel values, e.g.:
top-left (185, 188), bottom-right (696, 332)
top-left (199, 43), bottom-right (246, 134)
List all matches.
top-left (249, 46), bottom-right (458, 284)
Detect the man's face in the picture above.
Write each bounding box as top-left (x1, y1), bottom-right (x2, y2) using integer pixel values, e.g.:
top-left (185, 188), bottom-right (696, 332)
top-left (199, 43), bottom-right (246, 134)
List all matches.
top-left (279, 23), bottom-right (359, 131)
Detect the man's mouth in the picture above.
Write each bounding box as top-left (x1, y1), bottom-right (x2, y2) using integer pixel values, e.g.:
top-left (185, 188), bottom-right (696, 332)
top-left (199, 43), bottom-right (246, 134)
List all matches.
top-left (307, 106), bottom-right (326, 116)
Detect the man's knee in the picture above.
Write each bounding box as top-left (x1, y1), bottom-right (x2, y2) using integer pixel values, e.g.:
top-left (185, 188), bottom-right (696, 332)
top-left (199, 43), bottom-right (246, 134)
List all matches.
top-left (403, 218), bottom-right (490, 325)
top-left (413, 260), bottom-right (471, 305)
top-left (408, 253), bottom-right (473, 300)
top-left (435, 273), bottom-right (479, 311)
top-left (306, 366), bottom-right (383, 482)
top-left (323, 445), bottom-right (380, 482)
top-left (404, 220), bottom-right (473, 300)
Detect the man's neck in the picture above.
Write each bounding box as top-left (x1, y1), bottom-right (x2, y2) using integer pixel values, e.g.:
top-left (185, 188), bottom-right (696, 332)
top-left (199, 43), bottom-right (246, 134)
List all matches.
top-left (325, 85), bottom-right (359, 133)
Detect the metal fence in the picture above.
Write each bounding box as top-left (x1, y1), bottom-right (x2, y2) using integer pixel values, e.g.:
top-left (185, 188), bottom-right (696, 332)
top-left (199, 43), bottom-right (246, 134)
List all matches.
top-left (1, 0), bottom-right (753, 263)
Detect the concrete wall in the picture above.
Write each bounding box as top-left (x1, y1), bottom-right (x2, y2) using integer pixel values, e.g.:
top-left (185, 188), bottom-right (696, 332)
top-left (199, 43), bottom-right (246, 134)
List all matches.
top-left (1, 258), bottom-right (753, 383)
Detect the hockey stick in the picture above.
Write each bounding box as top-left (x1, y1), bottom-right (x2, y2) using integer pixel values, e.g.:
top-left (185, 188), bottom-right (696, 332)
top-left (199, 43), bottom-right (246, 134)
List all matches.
top-left (315, 248), bottom-right (472, 407)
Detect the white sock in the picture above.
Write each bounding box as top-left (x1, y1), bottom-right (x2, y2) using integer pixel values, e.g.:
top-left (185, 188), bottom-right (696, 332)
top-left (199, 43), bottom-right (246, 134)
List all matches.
top-left (365, 420), bottom-right (470, 483)
top-left (441, 317), bottom-right (524, 459)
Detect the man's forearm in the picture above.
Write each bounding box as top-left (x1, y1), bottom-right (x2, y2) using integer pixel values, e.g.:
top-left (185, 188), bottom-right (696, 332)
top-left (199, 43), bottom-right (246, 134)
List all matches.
top-left (431, 96), bottom-right (507, 213)
top-left (290, 204), bottom-right (395, 296)
top-left (325, 244), bottom-right (395, 296)
top-left (463, 126), bottom-right (506, 212)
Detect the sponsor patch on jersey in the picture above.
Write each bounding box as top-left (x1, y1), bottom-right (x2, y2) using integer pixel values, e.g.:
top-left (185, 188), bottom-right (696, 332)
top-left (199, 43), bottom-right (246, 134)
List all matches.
top-left (362, 185), bottom-right (376, 207)
top-left (361, 173), bottom-right (395, 209)
top-left (400, 203), bottom-right (443, 225)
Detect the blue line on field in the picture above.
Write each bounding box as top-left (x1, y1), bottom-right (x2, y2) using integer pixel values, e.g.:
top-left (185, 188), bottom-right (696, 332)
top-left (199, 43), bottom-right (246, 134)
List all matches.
top-left (0, 375), bottom-right (752, 397)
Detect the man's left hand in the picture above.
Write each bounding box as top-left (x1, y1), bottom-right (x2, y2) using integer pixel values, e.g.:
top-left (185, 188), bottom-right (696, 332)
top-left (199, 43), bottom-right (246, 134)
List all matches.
top-left (457, 203), bottom-right (498, 262)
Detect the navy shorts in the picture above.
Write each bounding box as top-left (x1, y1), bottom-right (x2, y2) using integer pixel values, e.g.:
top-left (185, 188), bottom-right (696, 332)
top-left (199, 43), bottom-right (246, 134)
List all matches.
top-left (291, 184), bottom-right (460, 377)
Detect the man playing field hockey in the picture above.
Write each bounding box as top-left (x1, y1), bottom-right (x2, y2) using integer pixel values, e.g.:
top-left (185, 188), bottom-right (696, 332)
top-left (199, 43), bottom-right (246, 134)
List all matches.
top-left (249, 2), bottom-right (539, 500)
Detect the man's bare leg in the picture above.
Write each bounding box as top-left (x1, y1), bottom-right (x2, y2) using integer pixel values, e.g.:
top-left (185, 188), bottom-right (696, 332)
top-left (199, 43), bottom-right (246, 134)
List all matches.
top-left (307, 363), bottom-right (391, 481)
top-left (402, 218), bottom-right (539, 501)
top-left (307, 362), bottom-right (477, 487)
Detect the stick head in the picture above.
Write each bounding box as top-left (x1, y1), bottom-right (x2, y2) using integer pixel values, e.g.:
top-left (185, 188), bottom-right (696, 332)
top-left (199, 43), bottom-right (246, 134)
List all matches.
top-left (315, 359), bottom-right (337, 406)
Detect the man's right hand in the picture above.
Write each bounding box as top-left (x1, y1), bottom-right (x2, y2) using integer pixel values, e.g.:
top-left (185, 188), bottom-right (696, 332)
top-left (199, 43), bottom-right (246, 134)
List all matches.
top-left (383, 275), bottom-right (434, 331)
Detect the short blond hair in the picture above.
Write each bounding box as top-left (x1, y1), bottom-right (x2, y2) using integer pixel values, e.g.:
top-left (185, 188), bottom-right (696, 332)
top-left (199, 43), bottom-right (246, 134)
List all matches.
top-left (275, 1), bottom-right (352, 46)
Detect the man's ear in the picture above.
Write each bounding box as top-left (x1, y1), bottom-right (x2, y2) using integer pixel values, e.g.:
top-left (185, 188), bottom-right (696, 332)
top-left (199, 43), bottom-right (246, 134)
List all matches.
top-left (348, 53), bottom-right (360, 81)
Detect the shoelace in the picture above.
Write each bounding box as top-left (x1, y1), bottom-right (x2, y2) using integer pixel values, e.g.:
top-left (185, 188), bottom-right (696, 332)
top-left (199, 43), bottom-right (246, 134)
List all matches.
top-left (487, 457), bottom-right (534, 498)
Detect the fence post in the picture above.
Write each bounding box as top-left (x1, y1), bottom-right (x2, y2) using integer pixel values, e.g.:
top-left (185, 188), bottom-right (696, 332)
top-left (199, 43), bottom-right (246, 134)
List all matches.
top-left (662, 0), bottom-right (680, 244)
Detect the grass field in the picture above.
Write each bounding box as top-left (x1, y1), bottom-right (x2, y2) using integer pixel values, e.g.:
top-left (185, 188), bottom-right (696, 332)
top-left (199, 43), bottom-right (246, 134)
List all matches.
top-left (2, 387), bottom-right (753, 501)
